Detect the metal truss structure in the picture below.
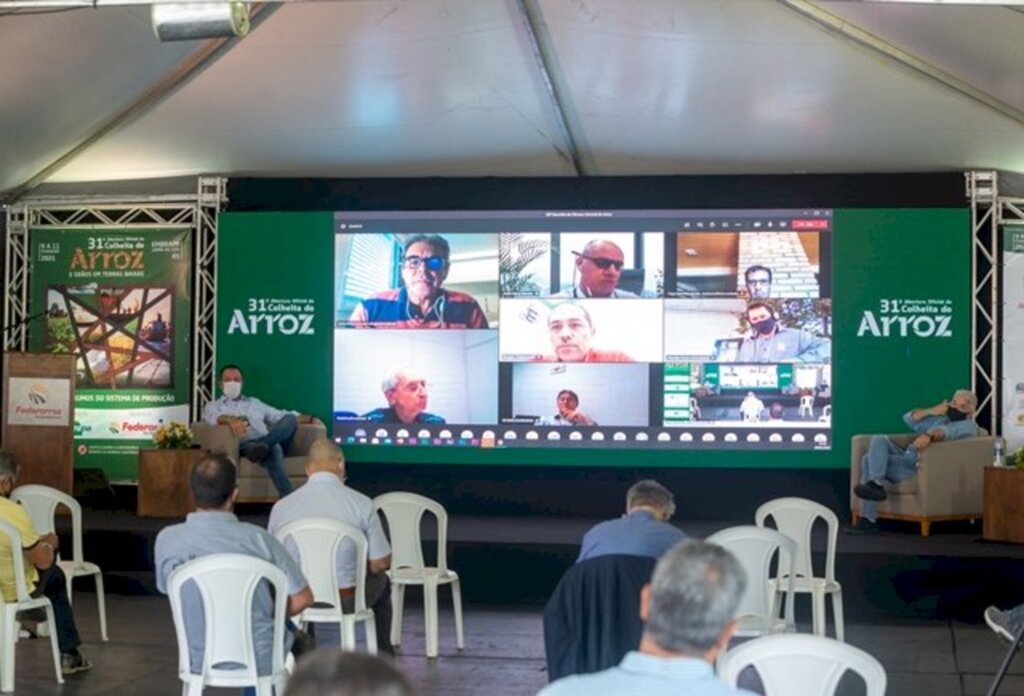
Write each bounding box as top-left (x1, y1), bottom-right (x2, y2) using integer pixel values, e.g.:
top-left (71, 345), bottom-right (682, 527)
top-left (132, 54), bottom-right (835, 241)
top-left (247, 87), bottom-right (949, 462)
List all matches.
top-left (2, 176), bottom-right (225, 422)
top-left (967, 171), bottom-right (999, 435)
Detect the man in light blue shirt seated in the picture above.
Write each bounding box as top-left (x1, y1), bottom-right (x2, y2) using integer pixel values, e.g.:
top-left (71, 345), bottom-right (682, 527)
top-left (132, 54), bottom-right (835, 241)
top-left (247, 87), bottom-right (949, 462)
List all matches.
top-left (849, 388), bottom-right (980, 534)
top-left (202, 364), bottom-right (319, 496)
top-left (577, 480), bottom-right (686, 562)
top-left (539, 540), bottom-right (756, 696)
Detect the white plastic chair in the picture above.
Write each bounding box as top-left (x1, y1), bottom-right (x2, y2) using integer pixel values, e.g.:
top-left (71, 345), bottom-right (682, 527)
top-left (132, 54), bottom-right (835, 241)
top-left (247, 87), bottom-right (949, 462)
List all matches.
top-left (719, 633), bottom-right (886, 696)
top-left (690, 397), bottom-right (702, 421)
top-left (819, 404), bottom-right (832, 423)
top-left (167, 553), bottom-right (289, 696)
top-left (372, 492), bottom-right (463, 658)
top-left (706, 525), bottom-right (796, 638)
top-left (275, 518), bottom-right (377, 653)
top-left (10, 485), bottom-right (107, 641)
top-left (799, 395), bottom-right (815, 418)
top-left (0, 518), bottom-right (63, 692)
top-left (756, 497), bottom-right (844, 641)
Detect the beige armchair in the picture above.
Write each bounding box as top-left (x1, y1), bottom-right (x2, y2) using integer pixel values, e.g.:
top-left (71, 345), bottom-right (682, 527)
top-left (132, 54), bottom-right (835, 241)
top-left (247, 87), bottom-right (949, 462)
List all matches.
top-left (191, 421), bottom-right (327, 502)
top-left (850, 430), bottom-right (993, 536)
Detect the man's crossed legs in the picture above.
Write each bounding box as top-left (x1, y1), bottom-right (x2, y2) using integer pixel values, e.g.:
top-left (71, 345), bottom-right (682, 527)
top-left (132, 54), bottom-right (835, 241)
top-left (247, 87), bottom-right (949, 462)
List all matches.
top-left (849, 435), bottom-right (919, 534)
top-left (238, 414), bottom-right (298, 496)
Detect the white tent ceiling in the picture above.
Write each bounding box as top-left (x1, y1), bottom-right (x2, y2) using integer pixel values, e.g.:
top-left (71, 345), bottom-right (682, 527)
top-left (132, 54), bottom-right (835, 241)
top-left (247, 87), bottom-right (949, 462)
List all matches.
top-left (2, 0), bottom-right (1024, 201)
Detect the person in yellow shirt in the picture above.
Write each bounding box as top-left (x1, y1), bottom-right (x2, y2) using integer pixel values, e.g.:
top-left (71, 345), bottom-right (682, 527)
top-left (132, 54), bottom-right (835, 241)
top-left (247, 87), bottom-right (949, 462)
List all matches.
top-left (0, 451), bottom-right (91, 675)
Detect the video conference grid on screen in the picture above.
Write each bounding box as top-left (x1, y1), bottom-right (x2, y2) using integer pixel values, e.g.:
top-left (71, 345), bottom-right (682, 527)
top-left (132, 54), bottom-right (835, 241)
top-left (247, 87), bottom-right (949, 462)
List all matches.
top-left (333, 209), bottom-right (833, 451)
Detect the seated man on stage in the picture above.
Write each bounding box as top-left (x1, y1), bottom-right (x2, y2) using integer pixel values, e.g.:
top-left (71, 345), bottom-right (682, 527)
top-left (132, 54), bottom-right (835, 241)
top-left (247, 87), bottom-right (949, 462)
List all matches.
top-left (577, 480), bottom-right (686, 562)
top-left (848, 389), bottom-right (979, 534)
top-left (0, 451), bottom-right (92, 675)
top-left (362, 368), bottom-right (446, 424)
top-left (540, 540), bottom-right (754, 696)
top-left (202, 364), bottom-right (319, 497)
top-left (268, 439), bottom-right (395, 654)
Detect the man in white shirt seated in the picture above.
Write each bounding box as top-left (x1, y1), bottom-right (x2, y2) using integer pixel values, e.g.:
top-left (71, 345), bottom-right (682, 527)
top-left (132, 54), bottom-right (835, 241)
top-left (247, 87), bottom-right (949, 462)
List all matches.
top-left (267, 439), bottom-right (394, 654)
top-left (539, 539), bottom-right (755, 696)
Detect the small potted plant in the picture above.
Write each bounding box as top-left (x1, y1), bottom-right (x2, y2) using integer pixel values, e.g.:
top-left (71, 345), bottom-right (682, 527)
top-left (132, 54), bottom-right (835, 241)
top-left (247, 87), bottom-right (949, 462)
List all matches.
top-left (152, 421), bottom-right (194, 450)
top-left (1014, 448), bottom-right (1024, 471)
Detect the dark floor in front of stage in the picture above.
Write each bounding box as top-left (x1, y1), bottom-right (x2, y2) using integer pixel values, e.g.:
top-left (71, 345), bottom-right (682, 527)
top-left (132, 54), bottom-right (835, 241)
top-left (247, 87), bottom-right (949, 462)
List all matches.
top-left (8, 592), bottom-right (1024, 696)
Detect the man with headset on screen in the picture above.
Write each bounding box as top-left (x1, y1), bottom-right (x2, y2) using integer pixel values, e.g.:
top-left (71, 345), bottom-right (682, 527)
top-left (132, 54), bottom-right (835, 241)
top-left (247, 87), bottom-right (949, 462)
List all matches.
top-left (348, 234), bottom-right (489, 329)
top-left (553, 239), bottom-right (639, 299)
top-left (729, 301), bottom-right (831, 363)
top-left (362, 368), bottom-right (446, 425)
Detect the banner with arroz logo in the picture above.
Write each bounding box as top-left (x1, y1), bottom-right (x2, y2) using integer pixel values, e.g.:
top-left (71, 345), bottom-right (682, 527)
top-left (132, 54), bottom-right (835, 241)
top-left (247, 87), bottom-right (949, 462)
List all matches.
top-left (29, 228), bottom-right (192, 481)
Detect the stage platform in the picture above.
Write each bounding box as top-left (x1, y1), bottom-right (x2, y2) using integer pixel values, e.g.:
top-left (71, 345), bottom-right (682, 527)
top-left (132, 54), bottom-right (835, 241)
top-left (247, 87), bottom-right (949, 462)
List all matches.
top-left (61, 492), bottom-right (1024, 625)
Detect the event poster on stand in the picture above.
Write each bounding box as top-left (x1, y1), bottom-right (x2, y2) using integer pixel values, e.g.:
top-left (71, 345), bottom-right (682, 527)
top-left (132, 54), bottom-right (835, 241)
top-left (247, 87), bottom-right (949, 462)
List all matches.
top-left (1003, 228), bottom-right (1024, 454)
top-left (29, 228), bottom-right (192, 481)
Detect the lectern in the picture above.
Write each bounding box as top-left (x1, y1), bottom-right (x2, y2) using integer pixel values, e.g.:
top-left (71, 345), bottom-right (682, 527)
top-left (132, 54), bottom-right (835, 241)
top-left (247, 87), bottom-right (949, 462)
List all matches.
top-left (1, 352), bottom-right (75, 493)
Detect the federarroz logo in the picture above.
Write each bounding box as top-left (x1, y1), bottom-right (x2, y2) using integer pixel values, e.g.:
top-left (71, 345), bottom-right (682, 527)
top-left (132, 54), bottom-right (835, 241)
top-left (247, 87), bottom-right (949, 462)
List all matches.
top-left (857, 298), bottom-right (953, 339)
top-left (227, 297), bottom-right (316, 336)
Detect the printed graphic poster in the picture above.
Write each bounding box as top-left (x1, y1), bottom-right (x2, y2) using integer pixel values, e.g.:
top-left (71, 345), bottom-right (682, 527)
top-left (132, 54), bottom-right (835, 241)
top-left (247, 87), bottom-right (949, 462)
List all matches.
top-left (29, 229), bottom-right (192, 480)
top-left (1003, 228), bottom-right (1024, 454)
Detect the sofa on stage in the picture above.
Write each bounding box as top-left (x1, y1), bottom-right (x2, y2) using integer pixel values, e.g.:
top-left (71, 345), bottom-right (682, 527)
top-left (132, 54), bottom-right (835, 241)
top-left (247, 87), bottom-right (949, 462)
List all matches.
top-left (849, 430), bottom-right (994, 537)
top-left (191, 421), bottom-right (326, 501)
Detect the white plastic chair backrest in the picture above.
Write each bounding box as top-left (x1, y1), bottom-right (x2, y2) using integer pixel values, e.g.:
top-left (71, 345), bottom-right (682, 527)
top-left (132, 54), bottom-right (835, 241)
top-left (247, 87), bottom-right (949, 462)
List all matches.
top-left (800, 395), bottom-right (814, 408)
top-left (373, 492), bottom-right (448, 573)
top-left (275, 517), bottom-right (368, 613)
top-left (706, 525), bottom-right (796, 624)
top-left (720, 633), bottom-right (886, 696)
top-left (755, 497), bottom-right (839, 583)
top-left (0, 518), bottom-right (34, 602)
top-left (167, 553), bottom-right (288, 684)
top-left (10, 485), bottom-right (83, 565)
top-left (823, 405), bottom-right (832, 417)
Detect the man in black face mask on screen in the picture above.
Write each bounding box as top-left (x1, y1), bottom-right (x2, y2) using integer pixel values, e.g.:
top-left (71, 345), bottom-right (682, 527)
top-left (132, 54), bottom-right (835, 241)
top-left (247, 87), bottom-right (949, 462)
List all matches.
top-left (848, 389), bottom-right (979, 534)
top-left (734, 301), bottom-right (830, 363)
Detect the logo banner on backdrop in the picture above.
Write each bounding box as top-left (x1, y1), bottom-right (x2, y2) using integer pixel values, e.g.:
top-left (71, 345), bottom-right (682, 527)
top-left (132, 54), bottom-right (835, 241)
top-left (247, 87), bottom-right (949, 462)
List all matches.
top-left (1003, 228), bottom-right (1024, 454)
top-left (28, 229), bottom-right (192, 481)
top-left (6, 377), bottom-right (71, 426)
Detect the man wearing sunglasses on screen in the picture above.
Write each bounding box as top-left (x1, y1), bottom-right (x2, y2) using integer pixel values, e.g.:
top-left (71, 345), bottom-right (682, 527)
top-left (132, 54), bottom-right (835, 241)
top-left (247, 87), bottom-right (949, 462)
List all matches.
top-left (349, 235), bottom-right (489, 329)
top-left (554, 240), bottom-right (639, 299)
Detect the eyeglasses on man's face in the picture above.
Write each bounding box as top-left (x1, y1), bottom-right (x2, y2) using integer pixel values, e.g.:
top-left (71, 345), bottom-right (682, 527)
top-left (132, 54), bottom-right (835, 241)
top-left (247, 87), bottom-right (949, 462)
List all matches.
top-left (579, 255), bottom-right (624, 271)
top-left (402, 255), bottom-right (447, 272)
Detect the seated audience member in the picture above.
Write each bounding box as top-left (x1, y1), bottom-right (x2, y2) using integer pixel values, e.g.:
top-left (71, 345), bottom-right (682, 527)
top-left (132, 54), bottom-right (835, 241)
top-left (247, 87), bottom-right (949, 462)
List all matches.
top-left (848, 389), bottom-right (979, 534)
top-left (767, 402), bottom-right (786, 421)
top-left (285, 650), bottom-right (413, 696)
top-left (539, 540), bottom-right (754, 696)
top-left (731, 302), bottom-right (830, 364)
top-left (348, 234), bottom-right (488, 329)
top-left (739, 391), bottom-right (765, 422)
top-left (984, 604), bottom-right (1024, 644)
top-left (362, 369), bottom-right (446, 424)
top-left (154, 454), bottom-right (314, 679)
top-left (0, 451), bottom-right (91, 675)
top-left (578, 480), bottom-right (686, 562)
top-left (554, 240), bottom-right (638, 299)
top-left (537, 389), bottom-right (597, 426)
top-left (268, 439), bottom-right (394, 654)
top-left (203, 364), bottom-right (320, 497)
top-left (743, 265), bottom-right (773, 299)
top-left (535, 303), bottom-right (633, 363)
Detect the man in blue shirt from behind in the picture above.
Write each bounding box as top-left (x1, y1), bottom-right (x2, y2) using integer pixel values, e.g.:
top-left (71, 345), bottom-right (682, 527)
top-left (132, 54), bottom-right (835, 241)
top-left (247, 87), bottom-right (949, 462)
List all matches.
top-left (577, 480), bottom-right (686, 562)
top-left (539, 540), bottom-right (756, 696)
top-left (849, 388), bottom-right (979, 534)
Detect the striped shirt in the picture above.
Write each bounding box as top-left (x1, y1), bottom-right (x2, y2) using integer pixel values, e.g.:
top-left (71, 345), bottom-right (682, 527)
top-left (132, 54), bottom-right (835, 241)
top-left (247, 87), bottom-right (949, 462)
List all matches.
top-left (348, 288), bottom-right (488, 329)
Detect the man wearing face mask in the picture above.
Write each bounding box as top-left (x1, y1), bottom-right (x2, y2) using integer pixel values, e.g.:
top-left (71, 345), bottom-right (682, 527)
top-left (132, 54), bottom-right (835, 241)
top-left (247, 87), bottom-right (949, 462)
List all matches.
top-left (202, 365), bottom-right (319, 497)
top-left (848, 389), bottom-right (979, 534)
top-left (733, 301), bottom-right (831, 363)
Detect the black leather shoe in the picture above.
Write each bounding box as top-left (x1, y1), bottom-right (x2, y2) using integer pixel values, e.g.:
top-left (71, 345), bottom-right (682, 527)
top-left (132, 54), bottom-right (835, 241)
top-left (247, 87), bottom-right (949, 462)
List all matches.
top-left (245, 442), bottom-right (270, 462)
top-left (853, 480), bottom-right (887, 501)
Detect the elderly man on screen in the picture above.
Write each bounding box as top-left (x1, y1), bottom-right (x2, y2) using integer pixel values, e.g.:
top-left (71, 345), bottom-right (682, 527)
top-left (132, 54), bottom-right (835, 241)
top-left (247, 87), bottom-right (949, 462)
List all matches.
top-left (848, 389), bottom-right (979, 534)
top-left (202, 365), bottom-right (319, 497)
top-left (534, 303), bottom-right (634, 364)
top-left (539, 540), bottom-right (755, 696)
top-left (554, 240), bottom-right (638, 299)
top-left (578, 480), bottom-right (686, 562)
top-left (268, 439), bottom-right (395, 654)
top-left (348, 234), bottom-right (489, 329)
top-left (362, 368), bottom-right (446, 425)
